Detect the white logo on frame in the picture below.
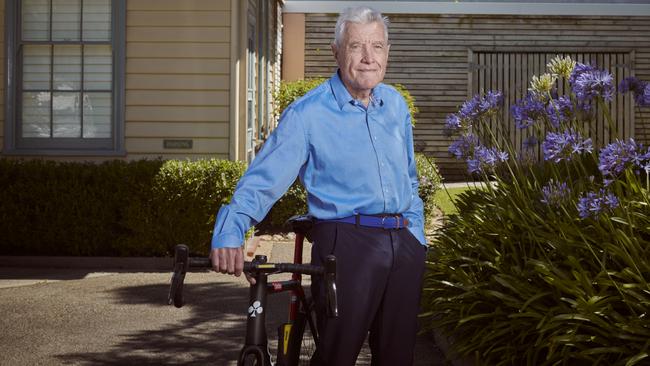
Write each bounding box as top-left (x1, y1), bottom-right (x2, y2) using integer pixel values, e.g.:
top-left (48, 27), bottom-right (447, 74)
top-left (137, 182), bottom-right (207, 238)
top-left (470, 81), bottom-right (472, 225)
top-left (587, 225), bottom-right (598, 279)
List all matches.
top-left (248, 301), bottom-right (263, 317)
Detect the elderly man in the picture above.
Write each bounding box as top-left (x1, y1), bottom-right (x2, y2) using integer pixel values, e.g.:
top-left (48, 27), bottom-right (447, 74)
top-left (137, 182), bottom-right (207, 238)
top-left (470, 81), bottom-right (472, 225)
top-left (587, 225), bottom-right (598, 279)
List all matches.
top-left (210, 6), bottom-right (427, 365)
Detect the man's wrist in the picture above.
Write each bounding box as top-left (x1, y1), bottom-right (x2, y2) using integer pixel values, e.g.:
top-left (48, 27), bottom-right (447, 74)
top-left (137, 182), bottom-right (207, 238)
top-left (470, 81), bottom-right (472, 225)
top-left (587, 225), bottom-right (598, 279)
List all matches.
top-left (211, 232), bottom-right (243, 249)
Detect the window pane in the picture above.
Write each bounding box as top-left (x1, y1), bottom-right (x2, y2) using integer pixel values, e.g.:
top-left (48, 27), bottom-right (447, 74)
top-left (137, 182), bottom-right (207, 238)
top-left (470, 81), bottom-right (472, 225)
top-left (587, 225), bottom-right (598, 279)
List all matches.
top-left (83, 92), bottom-right (111, 138)
top-left (22, 0), bottom-right (50, 41)
top-left (22, 92), bottom-right (51, 138)
top-left (83, 0), bottom-right (111, 41)
top-left (54, 45), bottom-right (81, 90)
top-left (52, 0), bottom-right (81, 41)
top-left (84, 45), bottom-right (112, 90)
top-left (23, 45), bottom-right (51, 90)
top-left (53, 92), bottom-right (81, 137)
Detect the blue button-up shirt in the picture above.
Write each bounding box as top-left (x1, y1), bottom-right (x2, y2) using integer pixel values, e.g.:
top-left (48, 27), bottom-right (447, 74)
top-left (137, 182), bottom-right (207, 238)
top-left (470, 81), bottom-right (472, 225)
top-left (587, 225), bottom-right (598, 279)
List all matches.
top-left (211, 71), bottom-right (426, 248)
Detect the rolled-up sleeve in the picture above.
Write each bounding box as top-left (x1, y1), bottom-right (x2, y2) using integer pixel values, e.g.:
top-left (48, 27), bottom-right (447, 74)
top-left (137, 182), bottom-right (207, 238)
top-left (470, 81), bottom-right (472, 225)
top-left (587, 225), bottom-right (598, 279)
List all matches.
top-left (211, 107), bottom-right (308, 249)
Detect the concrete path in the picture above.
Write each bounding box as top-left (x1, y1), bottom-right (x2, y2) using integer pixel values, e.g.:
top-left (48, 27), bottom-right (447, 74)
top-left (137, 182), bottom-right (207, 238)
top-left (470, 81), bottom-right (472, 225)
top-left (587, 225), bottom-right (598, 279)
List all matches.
top-left (0, 239), bottom-right (448, 365)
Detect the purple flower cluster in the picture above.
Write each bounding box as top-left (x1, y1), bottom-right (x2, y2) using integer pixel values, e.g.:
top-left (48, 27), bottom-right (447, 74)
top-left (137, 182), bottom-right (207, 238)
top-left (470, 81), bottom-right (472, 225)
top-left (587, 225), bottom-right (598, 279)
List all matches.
top-left (542, 129), bottom-right (593, 163)
top-left (448, 133), bottom-right (479, 159)
top-left (577, 189), bottom-right (619, 219)
top-left (445, 91), bottom-right (503, 133)
top-left (571, 68), bottom-right (615, 103)
top-left (512, 93), bottom-right (546, 129)
top-left (598, 138), bottom-right (650, 178)
top-left (541, 180), bottom-right (570, 207)
top-left (467, 145), bottom-right (509, 174)
top-left (448, 132), bottom-right (508, 174)
top-left (568, 63), bottom-right (596, 86)
top-left (445, 114), bottom-right (462, 131)
top-left (619, 77), bottom-right (650, 107)
top-left (546, 96), bottom-right (574, 128)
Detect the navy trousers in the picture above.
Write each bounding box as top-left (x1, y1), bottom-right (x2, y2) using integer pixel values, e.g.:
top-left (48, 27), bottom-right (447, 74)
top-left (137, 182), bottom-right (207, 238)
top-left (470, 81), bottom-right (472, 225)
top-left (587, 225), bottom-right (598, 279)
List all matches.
top-left (309, 222), bottom-right (427, 366)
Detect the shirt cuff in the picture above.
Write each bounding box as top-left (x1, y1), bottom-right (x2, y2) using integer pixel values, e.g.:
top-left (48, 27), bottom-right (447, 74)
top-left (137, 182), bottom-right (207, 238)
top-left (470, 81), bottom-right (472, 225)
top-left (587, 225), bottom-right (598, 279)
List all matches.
top-left (211, 231), bottom-right (243, 249)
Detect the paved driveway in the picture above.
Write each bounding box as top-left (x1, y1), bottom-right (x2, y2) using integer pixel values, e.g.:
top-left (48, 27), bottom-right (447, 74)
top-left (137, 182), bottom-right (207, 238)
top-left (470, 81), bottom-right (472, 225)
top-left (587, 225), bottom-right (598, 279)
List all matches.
top-left (0, 241), bottom-right (446, 365)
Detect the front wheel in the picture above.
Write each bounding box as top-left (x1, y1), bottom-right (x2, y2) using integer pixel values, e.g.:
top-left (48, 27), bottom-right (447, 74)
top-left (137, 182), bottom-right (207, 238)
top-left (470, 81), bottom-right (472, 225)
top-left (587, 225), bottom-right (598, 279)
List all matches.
top-left (285, 305), bottom-right (318, 366)
top-left (242, 354), bottom-right (259, 366)
top-left (239, 346), bottom-right (270, 366)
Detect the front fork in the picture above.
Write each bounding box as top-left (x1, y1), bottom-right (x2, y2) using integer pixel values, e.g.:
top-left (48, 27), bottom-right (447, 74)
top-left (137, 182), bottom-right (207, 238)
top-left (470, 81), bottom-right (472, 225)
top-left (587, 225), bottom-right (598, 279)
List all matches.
top-left (238, 256), bottom-right (272, 366)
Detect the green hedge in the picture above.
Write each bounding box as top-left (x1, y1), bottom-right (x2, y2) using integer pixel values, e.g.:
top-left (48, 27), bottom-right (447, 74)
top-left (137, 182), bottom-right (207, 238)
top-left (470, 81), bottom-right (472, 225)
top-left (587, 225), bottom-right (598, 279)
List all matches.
top-left (1, 156), bottom-right (440, 257)
top-left (0, 158), bottom-right (244, 257)
top-left (1, 78), bottom-right (439, 257)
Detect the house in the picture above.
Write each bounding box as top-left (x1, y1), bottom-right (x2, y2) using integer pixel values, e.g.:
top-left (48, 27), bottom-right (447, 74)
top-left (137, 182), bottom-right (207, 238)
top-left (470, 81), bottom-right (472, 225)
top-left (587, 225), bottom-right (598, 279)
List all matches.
top-left (283, 0), bottom-right (650, 180)
top-left (1, 0), bottom-right (283, 164)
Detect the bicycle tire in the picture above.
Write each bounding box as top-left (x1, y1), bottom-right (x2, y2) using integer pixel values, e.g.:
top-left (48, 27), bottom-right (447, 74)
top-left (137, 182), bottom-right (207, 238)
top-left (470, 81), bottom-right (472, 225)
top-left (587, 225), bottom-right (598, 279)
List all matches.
top-left (242, 354), bottom-right (259, 366)
top-left (286, 304), bottom-right (318, 366)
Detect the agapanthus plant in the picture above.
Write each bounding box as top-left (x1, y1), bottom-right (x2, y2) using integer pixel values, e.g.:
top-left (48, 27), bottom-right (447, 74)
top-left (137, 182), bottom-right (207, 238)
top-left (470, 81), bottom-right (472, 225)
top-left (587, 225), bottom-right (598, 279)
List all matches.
top-left (446, 90), bottom-right (508, 174)
top-left (512, 93), bottom-right (547, 129)
top-left (619, 76), bottom-right (650, 107)
top-left (542, 129), bottom-right (593, 163)
top-left (427, 55), bottom-right (650, 365)
top-left (541, 179), bottom-right (571, 208)
top-left (445, 90), bottom-right (503, 134)
top-left (445, 55), bottom-right (649, 218)
top-left (577, 188), bottom-right (620, 219)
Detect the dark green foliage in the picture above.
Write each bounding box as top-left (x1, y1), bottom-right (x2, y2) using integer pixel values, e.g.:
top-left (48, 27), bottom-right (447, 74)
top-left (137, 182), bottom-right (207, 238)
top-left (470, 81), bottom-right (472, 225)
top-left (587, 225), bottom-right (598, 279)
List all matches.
top-left (416, 153), bottom-right (442, 224)
top-left (0, 158), bottom-right (244, 257)
top-left (137, 159), bottom-right (247, 256)
top-left (422, 158), bottom-right (650, 365)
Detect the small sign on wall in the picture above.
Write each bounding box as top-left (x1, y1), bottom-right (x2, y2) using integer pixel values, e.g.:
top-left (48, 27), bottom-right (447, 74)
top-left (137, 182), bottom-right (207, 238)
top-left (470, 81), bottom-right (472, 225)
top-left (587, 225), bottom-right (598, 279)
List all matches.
top-left (163, 139), bottom-right (193, 149)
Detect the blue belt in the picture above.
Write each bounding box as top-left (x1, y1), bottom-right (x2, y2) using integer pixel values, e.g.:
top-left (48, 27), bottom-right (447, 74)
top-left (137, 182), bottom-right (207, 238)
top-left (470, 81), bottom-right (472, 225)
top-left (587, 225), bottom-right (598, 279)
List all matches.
top-left (316, 214), bottom-right (409, 230)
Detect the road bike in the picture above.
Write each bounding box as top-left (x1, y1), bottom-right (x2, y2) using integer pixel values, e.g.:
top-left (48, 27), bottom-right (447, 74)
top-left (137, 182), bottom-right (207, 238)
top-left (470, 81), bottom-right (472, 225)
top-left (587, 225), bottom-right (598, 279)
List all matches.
top-left (168, 216), bottom-right (338, 366)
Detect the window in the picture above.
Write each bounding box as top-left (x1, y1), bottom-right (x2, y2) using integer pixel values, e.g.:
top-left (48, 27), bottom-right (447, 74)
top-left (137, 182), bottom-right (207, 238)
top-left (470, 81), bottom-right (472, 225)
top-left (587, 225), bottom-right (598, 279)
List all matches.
top-left (5, 0), bottom-right (125, 154)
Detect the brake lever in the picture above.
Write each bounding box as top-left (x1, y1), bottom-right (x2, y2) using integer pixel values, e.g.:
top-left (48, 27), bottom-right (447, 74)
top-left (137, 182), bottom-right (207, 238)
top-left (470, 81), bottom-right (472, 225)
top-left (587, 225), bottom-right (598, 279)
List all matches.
top-left (324, 255), bottom-right (338, 318)
top-left (168, 244), bottom-right (189, 308)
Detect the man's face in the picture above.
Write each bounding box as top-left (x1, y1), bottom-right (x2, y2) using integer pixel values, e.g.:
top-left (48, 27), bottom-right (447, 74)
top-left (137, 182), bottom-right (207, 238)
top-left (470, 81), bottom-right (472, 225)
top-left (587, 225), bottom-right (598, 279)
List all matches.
top-left (332, 21), bottom-right (389, 98)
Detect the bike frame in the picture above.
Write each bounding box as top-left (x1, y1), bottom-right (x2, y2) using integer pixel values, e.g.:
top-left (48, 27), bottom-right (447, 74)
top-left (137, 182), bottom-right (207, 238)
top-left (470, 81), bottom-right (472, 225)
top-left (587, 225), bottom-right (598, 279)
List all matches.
top-left (168, 217), bottom-right (335, 366)
top-left (238, 231), bottom-right (317, 366)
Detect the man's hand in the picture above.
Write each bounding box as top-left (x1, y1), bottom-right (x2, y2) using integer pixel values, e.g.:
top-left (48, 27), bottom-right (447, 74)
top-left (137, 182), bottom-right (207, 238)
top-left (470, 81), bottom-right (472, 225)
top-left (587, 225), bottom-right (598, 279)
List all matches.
top-left (210, 247), bottom-right (255, 285)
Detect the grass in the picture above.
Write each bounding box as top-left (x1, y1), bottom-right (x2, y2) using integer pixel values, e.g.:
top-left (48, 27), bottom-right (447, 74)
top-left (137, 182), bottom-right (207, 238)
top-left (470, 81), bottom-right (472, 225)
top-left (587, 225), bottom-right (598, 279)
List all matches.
top-left (434, 186), bottom-right (472, 216)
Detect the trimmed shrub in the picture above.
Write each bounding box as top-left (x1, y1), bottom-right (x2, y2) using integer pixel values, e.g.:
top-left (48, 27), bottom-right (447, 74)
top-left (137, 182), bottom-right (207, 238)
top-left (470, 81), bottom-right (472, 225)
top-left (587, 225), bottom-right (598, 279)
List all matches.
top-left (135, 159), bottom-right (246, 256)
top-left (0, 159), bottom-right (163, 256)
top-left (0, 158), bottom-right (245, 257)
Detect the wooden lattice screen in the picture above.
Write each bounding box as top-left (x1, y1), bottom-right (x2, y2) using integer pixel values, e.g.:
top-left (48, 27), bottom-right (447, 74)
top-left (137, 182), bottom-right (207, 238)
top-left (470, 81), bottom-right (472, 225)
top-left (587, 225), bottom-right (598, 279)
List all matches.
top-left (470, 51), bottom-right (635, 160)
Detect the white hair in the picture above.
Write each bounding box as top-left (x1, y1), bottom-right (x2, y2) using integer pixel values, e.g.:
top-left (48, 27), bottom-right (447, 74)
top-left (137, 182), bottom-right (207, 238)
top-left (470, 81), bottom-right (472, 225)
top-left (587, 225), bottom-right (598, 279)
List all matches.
top-left (334, 6), bottom-right (389, 48)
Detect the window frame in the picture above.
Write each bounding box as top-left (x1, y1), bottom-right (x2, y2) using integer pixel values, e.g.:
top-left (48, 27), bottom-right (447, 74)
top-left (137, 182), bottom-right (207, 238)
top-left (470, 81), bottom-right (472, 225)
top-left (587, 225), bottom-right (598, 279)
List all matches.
top-left (4, 0), bottom-right (126, 156)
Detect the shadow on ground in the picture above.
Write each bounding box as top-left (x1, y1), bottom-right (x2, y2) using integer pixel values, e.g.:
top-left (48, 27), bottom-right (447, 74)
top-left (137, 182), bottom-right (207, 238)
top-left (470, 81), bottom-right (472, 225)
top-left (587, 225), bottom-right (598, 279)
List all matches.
top-left (56, 275), bottom-right (294, 365)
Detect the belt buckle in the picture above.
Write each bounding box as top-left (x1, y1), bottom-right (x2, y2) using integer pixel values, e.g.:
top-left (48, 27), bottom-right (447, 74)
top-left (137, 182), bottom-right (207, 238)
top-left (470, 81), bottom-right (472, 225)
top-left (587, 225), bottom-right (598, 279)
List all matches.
top-left (381, 215), bottom-right (402, 229)
top-left (380, 216), bottom-right (389, 229)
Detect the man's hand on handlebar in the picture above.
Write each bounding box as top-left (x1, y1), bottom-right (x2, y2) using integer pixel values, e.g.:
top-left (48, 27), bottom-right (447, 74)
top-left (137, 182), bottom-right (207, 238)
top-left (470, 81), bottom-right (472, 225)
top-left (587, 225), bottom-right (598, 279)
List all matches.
top-left (210, 246), bottom-right (256, 285)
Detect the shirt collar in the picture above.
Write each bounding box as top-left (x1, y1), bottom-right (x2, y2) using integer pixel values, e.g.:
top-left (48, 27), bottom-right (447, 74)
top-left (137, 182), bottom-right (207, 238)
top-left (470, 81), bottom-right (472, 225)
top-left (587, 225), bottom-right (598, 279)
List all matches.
top-left (330, 70), bottom-right (384, 110)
